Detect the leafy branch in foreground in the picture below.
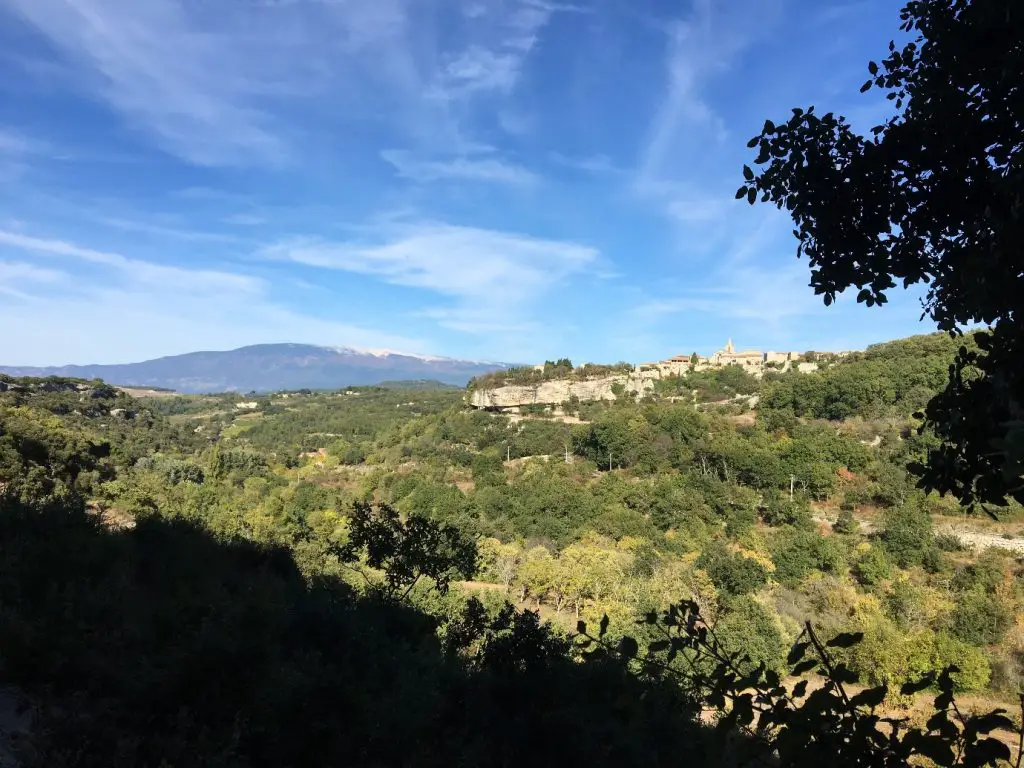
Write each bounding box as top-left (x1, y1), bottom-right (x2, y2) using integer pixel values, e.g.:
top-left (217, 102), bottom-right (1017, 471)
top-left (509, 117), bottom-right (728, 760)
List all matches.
top-left (336, 502), bottom-right (477, 600)
top-left (577, 600), bottom-right (1022, 768)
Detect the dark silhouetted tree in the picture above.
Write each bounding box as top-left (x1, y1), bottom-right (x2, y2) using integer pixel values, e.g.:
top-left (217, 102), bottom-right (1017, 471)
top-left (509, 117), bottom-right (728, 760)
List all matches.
top-left (339, 501), bottom-right (478, 599)
top-left (740, 0), bottom-right (1024, 510)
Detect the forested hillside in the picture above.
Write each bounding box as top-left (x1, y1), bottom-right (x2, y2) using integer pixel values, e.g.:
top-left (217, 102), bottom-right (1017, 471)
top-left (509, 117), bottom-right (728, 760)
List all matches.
top-left (2, 333), bottom-right (1023, 766)
top-left (2, 0), bottom-right (1018, 762)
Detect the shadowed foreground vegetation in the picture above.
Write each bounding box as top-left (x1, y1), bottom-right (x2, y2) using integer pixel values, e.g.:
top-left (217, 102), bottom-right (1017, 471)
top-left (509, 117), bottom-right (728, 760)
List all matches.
top-left (3, 487), bottom-right (1022, 767)
top-left (1, 497), bottom-right (707, 768)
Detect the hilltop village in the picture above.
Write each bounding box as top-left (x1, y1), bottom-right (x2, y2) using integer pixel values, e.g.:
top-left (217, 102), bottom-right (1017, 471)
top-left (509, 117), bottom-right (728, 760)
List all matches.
top-left (643, 338), bottom-right (842, 377)
top-left (468, 340), bottom-right (850, 410)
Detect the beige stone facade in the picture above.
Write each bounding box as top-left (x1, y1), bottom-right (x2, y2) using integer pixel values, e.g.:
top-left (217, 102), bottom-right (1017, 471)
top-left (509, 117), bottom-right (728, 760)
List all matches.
top-left (469, 340), bottom-right (827, 410)
top-left (469, 371), bottom-right (658, 409)
top-left (658, 340), bottom-right (809, 376)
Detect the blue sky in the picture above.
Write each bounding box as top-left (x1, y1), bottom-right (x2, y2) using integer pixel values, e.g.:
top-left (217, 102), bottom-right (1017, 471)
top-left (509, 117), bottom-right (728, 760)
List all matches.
top-left (0, 0), bottom-right (931, 366)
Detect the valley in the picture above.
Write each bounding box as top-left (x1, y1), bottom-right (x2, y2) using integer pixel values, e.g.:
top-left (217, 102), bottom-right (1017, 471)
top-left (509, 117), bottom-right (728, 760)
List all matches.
top-left (2, 0), bottom-right (1020, 764)
top-left (3, 329), bottom-right (1024, 765)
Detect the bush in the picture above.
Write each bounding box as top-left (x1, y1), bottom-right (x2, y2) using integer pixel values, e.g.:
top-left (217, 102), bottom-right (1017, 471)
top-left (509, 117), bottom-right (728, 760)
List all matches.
top-left (951, 549), bottom-right (1007, 592)
top-left (724, 504), bottom-right (757, 539)
top-left (696, 541), bottom-right (768, 596)
top-left (934, 532), bottom-right (966, 552)
top-left (713, 595), bottom-right (786, 673)
top-left (920, 546), bottom-right (947, 574)
top-left (760, 494), bottom-right (812, 528)
top-left (833, 508), bottom-right (857, 534)
top-left (852, 545), bottom-right (892, 586)
top-left (841, 485), bottom-right (872, 511)
top-left (931, 632), bottom-right (992, 691)
top-left (853, 623), bottom-right (991, 693)
top-left (881, 503), bottom-right (933, 567)
top-left (471, 451), bottom-right (505, 486)
top-left (771, 529), bottom-right (845, 586)
top-left (947, 590), bottom-right (1014, 646)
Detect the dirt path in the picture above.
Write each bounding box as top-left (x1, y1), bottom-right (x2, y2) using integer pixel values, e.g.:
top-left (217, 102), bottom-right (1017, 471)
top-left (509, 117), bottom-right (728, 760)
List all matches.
top-left (935, 526), bottom-right (1024, 554)
top-left (506, 412), bottom-right (590, 425)
top-left (813, 512), bottom-right (1024, 553)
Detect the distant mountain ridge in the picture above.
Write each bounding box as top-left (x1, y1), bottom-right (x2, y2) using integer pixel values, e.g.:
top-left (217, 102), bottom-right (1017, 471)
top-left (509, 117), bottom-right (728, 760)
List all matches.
top-left (0, 344), bottom-right (510, 394)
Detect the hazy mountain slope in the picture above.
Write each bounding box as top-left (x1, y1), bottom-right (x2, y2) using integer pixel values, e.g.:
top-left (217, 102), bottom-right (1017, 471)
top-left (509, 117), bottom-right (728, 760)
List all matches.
top-left (0, 344), bottom-right (509, 393)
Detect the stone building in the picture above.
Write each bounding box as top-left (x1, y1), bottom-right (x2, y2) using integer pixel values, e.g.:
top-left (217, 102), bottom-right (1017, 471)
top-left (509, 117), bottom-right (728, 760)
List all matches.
top-left (711, 339), bottom-right (764, 369)
top-left (646, 339), bottom-right (815, 379)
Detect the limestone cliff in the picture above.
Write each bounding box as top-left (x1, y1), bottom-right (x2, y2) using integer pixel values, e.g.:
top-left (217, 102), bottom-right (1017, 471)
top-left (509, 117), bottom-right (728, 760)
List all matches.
top-left (469, 371), bottom-right (658, 409)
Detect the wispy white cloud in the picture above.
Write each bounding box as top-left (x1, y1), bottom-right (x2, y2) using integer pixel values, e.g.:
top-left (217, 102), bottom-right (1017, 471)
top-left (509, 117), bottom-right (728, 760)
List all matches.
top-left (262, 219), bottom-right (598, 334)
top-left (0, 0), bottom-right (438, 166)
top-left (171, 187), bottom-right (252, 203)
top-left (98, 217), bottom-right (244, 243)
top-left (632, 263), bottom-right (818, 325)
top-left (636, 179), bottom-right (731, 222)
top-left (0, 259), bottom-right (69, 300)
top-left (0, 124), bottom-right (146, 165)
top-left (0, 128), bottom-right (45, 156)
top-left (549, 152), bottom-right (622, 175)
top-left (223, 213), bottom-right (267, 227)
top-left (1, 0), bottom-right (299, 166)
top-left (428, 0), bottom-right (580, 103)
top-left (0, 228), bottom-right (426, 365)
top-left (0, 229), bottom-right (259, 294)
top-left (0, 260), bottom-right (66, 283)
top-left (628, 0), bottom-right (781, 257)
top-left (521, 0), bottom-right (590, 12)
top-left (433, 46), bottom-right (522, 98)
top-left (1, 0), bottom-right (565, 167)
top-left (417, 307), bottom-right (541, 336)
top-left (629, 212), bottom-right (809, 322)
top-left (381, 149), bottom-right (539, 185)
top-left (639, 0), bottom-right (774, 179)
top-left (813, 1), bottom-right (875, 25)
top-left (625, 205), bottom-right (929, 353)
top-left (497, 109), bottom-right (534, 136)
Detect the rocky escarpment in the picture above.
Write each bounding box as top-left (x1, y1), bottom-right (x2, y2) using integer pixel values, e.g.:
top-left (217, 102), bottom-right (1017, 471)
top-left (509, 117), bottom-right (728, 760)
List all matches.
top-left (469, 371), bottom-right (659, 409)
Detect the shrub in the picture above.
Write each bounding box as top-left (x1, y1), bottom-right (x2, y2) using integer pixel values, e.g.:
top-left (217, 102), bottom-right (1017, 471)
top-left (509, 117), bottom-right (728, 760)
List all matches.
top-left (947, 590), bottom-right (1014, 646)
top-left (713, 595), bottom-right (786, 673)
top-left (833, 508), bottom-right (857, 534)
top-left (696, 541), bottom-right (768, 596)
top-left (934, 532), bottom-right (966, 552)
top-left (881, 503), bottom-right (933, 567)
top-left (852, 545), bottom-right (892, 586)
top-left (951, 549), bottom-right (1007, 593)
top-left (771, 529), bottom-right (845, 586)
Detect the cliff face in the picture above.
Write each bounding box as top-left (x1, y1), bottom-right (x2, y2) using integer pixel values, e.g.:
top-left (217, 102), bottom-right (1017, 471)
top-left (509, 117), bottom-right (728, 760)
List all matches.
top-left (469, 371), bottom-right (658, 409)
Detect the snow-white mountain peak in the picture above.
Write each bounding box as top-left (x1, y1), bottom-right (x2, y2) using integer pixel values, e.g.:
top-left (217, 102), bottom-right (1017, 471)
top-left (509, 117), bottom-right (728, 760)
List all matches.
top-left (325, 345), bottom-right (478, 364)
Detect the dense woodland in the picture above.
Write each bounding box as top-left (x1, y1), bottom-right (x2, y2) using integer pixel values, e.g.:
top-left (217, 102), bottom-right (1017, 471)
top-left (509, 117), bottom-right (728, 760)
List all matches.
top-left (2, 331), bottom-right (1023, 766)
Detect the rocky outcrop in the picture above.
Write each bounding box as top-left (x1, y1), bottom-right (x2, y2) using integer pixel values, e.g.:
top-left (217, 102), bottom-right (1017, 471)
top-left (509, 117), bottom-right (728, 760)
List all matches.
top-left (469, 371), bottom-right (659, 409)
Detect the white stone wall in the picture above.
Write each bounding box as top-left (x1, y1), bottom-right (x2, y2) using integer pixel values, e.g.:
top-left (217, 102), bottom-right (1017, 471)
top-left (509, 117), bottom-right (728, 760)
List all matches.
top-left (469, 371), bottom-right (657, 409)
top-left (470, 353), bottom-right (825, 409)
